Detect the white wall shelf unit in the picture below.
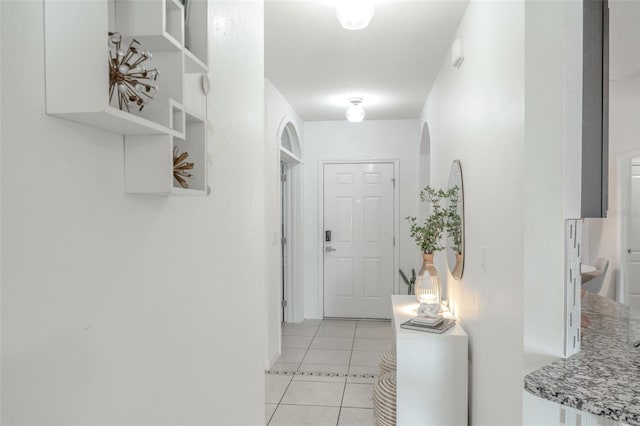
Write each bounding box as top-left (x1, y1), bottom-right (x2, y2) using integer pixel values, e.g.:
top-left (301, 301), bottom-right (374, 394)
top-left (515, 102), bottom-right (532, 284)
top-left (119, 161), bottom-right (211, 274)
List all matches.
top-left (44, 0), bottom-right (209, 196)
top-left (114, 0), bottom-right (184, 52)
top-left (183, 0), bottom-right (209, 73)
top-left (172, 109), bottom-right (207, 195)
top-left (124, 109), bottom-right (207, 196)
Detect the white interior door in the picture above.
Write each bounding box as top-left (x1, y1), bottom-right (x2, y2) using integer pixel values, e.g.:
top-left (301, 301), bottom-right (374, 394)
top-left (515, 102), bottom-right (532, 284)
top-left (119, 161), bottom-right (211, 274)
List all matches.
top-left (628, 161), bottom-right (640, 309)
top-left (323, 163), bottom-right (395, 319)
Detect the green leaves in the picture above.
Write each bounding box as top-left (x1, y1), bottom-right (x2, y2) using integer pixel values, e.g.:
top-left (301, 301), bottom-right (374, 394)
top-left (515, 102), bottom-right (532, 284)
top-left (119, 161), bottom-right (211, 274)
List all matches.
top-left (399, 268), bottom-right (416, 294)
top-left (407, 185), bottom-right (461, 254)
top-left (447, 186), bottom-right (462, 254)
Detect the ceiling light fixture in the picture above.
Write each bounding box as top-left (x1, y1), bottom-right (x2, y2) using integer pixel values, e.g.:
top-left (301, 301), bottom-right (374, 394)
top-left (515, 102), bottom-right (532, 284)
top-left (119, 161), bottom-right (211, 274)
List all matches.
top-left (346, 98), bottom-right (365, 122)
top-left (336, 1), bottom-right (374, 30)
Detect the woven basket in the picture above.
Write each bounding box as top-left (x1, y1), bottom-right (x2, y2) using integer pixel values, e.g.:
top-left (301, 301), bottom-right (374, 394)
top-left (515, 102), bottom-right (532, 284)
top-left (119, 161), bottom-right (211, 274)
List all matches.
top-left (379, 348), bottom-right (396, 375)
top-left (373, 371), bottom-right (396, 426)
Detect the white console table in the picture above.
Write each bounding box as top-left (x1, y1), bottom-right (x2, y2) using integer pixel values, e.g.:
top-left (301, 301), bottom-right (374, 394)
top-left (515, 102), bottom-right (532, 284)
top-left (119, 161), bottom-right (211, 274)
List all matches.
top-left (392, 295), bottom-right (468, 426)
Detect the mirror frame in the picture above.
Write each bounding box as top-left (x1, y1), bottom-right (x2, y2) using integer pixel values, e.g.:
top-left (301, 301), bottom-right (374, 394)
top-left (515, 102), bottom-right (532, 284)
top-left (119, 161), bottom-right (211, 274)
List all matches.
top-left (447, 160), bottom-right (465, 280)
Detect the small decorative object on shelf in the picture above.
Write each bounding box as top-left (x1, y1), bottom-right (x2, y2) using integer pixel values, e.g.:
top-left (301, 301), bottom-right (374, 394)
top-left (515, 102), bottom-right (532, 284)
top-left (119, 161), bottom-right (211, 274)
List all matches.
top-left (399, 268), bottom-right (416, 295)
top-left (399, 317), bottom-right (456, 334)
top-left (173, 146), bottom-right (194, 188)
top-left (417, 293), bottom-right (441, 318)
top-left (108, 32), bottom-right (159, 112)
top-left (415, 253), bottom-right (442, 305)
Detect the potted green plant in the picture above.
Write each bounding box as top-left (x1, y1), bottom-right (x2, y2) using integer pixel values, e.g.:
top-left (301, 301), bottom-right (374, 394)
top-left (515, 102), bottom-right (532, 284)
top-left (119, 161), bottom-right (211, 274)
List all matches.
top-left (406, 186), bottom-right (458, 302)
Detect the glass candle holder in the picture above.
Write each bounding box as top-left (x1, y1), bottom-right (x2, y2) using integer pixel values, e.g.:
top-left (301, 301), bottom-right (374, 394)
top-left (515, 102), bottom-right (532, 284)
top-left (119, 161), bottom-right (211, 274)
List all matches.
top-left (415, 253), bottom-right (442, 304)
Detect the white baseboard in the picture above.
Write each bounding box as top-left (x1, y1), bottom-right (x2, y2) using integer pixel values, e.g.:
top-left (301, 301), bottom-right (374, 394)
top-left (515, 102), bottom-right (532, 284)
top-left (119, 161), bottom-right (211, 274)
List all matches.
top-left (267, 349), bottom-right (282, 370)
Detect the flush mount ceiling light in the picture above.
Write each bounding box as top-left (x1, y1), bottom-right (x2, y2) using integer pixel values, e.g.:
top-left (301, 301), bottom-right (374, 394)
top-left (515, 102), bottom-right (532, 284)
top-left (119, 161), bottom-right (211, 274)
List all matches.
top-left (336, 1), bottom-right (374, 30)
top-left (346, 98), bottom-right (365, 122)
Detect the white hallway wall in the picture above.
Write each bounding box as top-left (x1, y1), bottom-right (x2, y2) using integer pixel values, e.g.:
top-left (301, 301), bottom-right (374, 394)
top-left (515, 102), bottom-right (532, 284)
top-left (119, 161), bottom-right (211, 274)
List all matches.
top-left (264, 79), bottom-right (304, 367)
top-left (423, 1), bottom-right (583, 424)
top-left (523, 0), bottom-right (583, 357)
top-left (423, 2), bottom-right (525, 423)
top-left (1, 1), bottom-right (266, 425)
top-left (303, 120), bottom-right (420, 319)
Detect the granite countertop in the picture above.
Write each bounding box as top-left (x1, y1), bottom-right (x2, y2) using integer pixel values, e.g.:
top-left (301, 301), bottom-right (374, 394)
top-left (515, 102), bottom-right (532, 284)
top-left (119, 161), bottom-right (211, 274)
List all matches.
top-left (524, 293), bottom-right (640, 424)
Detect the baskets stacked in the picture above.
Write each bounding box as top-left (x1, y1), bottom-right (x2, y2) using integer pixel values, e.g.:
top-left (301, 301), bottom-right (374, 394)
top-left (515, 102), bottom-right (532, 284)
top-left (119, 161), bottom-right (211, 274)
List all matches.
top-left (373, 370), bottom-right (397, 425)
top-left (373, 348), bottom-right (397, 425)
top-left (379, 348), bottom-right (396, 375)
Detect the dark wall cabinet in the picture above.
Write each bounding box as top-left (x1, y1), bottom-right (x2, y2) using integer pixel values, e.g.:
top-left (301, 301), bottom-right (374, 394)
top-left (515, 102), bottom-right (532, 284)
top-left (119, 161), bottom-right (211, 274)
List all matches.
top-left (582, 0), bottom-right (609, 218)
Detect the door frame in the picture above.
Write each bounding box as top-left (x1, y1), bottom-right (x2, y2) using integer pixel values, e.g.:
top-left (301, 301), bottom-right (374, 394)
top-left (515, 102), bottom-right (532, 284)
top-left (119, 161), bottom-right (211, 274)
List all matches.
top-left (278, 118), bottom-right (304, 323)
top-left (619, 149), bottom-right (640, 304)
top-left (279, 153), bottom-right (303, 323)
top-left (281, 161), bottom-right (287, 323)
top-left (317, 159), bottom-right (400, 318)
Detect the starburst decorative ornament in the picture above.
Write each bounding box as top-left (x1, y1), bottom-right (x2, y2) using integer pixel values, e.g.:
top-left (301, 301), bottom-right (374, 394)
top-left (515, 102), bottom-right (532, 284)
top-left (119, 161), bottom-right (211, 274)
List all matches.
top-left (173, 147), bottom-right (194, 189)
top-left (108, 32), bottom-right (159, 112)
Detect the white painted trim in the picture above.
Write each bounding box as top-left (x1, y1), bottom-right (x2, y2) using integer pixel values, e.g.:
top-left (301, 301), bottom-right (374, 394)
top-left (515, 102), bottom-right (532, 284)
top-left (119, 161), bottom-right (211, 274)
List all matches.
top-left (317, 159), bottom-right (401, 319)
top-left (618, 149), bottom-right (640, 304)
top-left (268, 347), bottom-right (281, 370)
top-left (280, 146), bottom-right (302, 164)
top-left (279, 160), bottom-right (303, 322)
top-left (276, 115), bottom-right (302, 158)
top-left (277, 119), bottom-right (304, 323)
top-left (0, 0), bottom-right (2, 324)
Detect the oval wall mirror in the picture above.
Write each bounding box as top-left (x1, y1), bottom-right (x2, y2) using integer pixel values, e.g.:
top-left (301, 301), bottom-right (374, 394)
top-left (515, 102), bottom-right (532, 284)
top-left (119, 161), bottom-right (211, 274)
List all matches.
top-left (447, 160), bottom-right (465, 280)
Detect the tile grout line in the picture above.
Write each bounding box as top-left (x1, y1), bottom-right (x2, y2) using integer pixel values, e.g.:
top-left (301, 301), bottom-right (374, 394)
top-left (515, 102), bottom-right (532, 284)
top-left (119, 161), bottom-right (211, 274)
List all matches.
top-left (276, 403), bottom-right (343, 408)
top-left (297, 320), bottom-right (322, 372)
top-left (267, 373), bottom-right (294, 426)
top-left (337, 320), bottom-right (361, 425)
top-left (349, 321), bottom-right (360, 374)
top-left (271, 320), bottom-right (384, 425)
top-left (269, 320), bottom-right (320, 425)
top-left (336, 356), bottom-right (349, 426)
top-left (337, 321), bottom-right (358, 424)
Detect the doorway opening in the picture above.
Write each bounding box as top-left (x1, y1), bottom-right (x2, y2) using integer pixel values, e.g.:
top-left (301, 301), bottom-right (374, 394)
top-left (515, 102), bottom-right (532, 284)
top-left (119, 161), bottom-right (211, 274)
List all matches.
top-left (278, 121), bottom-right (303, 323)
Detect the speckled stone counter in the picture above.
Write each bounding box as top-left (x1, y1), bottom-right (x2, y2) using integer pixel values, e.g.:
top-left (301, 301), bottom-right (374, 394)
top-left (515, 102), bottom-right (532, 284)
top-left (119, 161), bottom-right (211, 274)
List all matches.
top-left (524, 293), bottom-right (640, 425)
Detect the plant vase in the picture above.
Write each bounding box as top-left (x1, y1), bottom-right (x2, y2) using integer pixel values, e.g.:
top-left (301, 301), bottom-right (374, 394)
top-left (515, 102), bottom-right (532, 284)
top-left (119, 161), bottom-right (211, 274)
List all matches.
top-left (415, 253), bottom-right (442, 304)
top-left (452, 253), bottom-right (463, 279)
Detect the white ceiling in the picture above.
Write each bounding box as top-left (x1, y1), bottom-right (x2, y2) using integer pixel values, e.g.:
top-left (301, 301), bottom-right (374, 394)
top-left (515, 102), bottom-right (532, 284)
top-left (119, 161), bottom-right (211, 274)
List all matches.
top-left (265, 1), bottom-right (469, 121)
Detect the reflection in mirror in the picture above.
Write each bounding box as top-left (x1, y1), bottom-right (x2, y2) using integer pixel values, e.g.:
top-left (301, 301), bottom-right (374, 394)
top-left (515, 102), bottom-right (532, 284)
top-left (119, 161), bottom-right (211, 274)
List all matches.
top-left (447, 160), bottom-right (464, 280)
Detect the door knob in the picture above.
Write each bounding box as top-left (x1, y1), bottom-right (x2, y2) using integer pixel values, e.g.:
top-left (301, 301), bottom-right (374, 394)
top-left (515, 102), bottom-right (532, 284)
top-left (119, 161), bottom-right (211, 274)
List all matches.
top-left (325, 246), bottom-right (337, 252)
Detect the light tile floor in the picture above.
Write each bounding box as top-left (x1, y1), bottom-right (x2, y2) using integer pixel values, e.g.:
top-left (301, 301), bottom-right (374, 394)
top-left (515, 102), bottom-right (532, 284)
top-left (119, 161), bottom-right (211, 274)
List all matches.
top-left (265, 319), bottom-right (394, 426)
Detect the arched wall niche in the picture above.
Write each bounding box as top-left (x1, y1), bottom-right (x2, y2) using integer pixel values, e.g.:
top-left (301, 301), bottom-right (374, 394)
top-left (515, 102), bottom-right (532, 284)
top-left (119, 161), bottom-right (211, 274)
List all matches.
top-left (278, 118), bottom-right (302, 162)
top-left (420, 121), bottom-right (431, 156)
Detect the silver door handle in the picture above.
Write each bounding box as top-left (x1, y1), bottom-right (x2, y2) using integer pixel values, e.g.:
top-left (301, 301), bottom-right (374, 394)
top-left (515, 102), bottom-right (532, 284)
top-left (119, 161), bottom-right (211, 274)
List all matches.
top-left (325, 246), bottom-right (336, 252)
